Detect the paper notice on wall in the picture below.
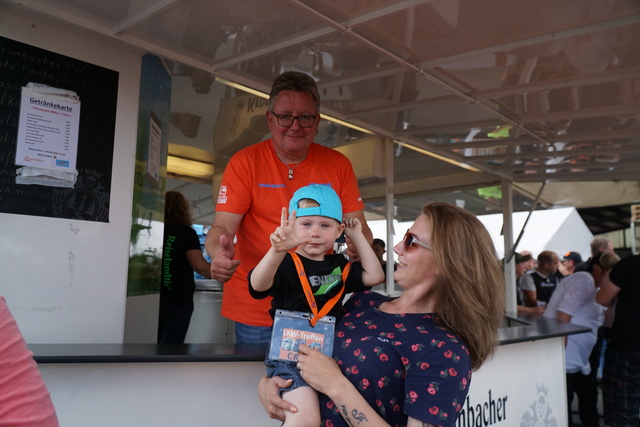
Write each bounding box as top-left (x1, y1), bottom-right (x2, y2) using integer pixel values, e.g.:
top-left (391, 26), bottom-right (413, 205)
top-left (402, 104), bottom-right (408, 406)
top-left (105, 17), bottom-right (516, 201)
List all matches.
top-left (15, 82), bottom-right (81, 188)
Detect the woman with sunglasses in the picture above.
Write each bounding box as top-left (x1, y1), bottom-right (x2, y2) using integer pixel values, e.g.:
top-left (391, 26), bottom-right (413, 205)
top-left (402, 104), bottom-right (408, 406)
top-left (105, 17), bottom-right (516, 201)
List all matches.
top-left (259, 202), bottom-right (506, 427)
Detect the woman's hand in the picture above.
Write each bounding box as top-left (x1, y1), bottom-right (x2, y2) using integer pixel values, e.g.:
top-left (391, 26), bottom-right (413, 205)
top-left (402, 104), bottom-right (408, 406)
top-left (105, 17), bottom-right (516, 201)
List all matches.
top-left (297, 344), bottom-right (348, 396)
top-left (298, 344), bottom-right (391, 426)
top-left (257, 376), bottom-right (298, 421)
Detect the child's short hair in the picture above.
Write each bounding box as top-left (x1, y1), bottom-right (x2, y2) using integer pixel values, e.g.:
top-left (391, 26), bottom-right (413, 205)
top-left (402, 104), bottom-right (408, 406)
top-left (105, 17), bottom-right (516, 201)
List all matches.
top-left (297, 198), bottom-right (320, 209)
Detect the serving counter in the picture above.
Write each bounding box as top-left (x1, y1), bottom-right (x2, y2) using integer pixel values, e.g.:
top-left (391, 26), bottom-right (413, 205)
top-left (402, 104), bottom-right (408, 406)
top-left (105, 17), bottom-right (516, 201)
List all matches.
top-left (30, 315), bottom-right (587, 427)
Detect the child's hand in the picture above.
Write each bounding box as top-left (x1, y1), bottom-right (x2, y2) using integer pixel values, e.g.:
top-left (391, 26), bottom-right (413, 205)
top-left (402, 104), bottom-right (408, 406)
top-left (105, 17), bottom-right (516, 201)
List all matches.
top-left (342, 217), bottom-right (362, 238)
top-left (270, 208), bottom-right (309, 252)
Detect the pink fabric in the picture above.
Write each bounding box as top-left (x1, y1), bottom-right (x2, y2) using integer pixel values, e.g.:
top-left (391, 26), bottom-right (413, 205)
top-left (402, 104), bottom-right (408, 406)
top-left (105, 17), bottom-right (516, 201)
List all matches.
top-left (0, 297), bottom-right (59, 426)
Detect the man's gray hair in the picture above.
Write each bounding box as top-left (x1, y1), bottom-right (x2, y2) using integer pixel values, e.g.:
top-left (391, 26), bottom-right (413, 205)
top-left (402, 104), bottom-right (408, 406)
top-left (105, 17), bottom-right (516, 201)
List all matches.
top-left (268, 71), bottom-right (320, 112)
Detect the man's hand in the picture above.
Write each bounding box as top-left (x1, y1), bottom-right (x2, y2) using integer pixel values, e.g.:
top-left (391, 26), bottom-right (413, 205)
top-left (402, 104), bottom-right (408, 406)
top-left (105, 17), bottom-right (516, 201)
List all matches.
top-left (257, 376), bottom-right (298, 421)
top-left (210, 234), bottom-right (240, 282)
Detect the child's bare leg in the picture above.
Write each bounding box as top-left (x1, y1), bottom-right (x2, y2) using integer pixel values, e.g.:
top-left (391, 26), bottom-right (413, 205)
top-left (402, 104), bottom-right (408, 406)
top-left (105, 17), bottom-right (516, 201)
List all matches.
top-left (282, 385), bottom-right (320, 427)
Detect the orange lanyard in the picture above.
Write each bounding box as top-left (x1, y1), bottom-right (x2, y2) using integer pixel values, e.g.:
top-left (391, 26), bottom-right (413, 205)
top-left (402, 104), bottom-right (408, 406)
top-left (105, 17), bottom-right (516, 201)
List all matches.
top-left (289, 251), bottom-right (351, 327)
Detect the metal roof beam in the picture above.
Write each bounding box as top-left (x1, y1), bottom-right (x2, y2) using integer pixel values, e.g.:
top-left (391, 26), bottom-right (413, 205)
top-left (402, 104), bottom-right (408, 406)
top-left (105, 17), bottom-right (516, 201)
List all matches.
top-left (112, 0), bottom-right (184, 35)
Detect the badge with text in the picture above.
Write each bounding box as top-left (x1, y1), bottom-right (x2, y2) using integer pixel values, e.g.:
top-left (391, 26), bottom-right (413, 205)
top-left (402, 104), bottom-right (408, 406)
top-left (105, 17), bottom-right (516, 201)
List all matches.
top-left (268, 309), bottom-right (335, 363)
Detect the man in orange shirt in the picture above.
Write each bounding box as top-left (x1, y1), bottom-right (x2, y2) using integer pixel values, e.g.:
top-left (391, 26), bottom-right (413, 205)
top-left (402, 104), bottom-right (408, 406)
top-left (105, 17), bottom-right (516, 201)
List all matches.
top-left (204, 71), bottom-right (372, 344)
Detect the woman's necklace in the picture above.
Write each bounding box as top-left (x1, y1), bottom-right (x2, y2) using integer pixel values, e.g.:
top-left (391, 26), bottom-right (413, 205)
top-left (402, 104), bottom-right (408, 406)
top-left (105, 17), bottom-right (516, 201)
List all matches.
top-left (275, 150), bottom-right (307, 180)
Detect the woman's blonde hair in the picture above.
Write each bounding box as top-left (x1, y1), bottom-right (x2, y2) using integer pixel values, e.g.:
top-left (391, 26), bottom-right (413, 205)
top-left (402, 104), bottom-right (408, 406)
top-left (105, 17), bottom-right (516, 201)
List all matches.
top-left (424, 202), bottom-right (506, 370)
top-left (164, 190), bottom-right (193, 227)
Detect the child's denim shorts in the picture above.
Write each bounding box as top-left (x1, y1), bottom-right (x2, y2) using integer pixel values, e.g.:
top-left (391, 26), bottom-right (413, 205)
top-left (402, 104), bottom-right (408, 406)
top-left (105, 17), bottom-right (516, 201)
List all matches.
top-left (265, 358), bottom-right (309, 393)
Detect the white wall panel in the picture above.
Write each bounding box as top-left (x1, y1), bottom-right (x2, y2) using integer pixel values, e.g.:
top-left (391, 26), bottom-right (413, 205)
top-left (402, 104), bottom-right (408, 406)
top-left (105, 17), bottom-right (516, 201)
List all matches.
top-left (40, 361), bottom-right (280, 427)
top-left (0, 4), bottom-right (141, 343)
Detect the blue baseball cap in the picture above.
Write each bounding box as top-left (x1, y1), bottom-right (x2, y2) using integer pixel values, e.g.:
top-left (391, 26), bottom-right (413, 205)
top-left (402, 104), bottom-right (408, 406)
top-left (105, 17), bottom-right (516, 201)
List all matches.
top-left (289, 184), bottom-right (342, 223)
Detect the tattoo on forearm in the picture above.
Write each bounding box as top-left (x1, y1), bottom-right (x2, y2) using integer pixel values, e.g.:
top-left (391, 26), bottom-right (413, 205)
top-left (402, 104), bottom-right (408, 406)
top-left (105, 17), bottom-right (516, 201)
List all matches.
top-left (351, 408), bottom-right (368, 423)
top-left (339, 405), bottom-right (368, 426)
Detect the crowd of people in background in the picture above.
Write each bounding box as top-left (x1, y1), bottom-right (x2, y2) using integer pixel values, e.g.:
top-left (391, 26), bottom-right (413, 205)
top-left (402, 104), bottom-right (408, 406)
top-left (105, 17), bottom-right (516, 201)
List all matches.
top-left (513, 236), bottom-right (639, 427)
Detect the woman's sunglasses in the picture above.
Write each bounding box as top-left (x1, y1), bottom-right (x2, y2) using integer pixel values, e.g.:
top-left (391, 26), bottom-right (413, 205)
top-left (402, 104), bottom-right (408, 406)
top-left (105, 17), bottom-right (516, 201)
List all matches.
top-left (402, 230), bottom-right (432, 251)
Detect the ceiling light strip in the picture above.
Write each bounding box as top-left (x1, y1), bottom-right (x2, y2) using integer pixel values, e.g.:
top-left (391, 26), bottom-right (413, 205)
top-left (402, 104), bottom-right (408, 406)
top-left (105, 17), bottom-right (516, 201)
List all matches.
top-left (319, 115), bottom-right (374, 135)
top-left (396, 141), bottom-right (481, 172)
top-left (167, 155), bottom-right (214, 179)
top-left (214, 78), bottom-right (269, 98)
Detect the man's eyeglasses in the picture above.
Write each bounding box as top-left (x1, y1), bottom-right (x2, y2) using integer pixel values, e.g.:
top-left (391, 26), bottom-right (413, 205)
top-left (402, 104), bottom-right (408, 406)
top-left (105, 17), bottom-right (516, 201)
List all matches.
top-left (402, 230), bottom-right (432, 251)
top-left (270, 111), bottom-right (317, 128)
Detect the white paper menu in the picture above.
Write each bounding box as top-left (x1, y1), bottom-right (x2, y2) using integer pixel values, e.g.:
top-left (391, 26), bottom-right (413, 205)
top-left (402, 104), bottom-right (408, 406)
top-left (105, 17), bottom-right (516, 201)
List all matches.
top-left (15, 82), bottom-right (81, 187)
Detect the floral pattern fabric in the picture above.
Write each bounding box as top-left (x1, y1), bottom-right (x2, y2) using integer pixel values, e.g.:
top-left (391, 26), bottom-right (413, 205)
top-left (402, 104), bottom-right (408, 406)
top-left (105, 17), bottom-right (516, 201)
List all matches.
top-left (319, 291), bottom-right (472, 427)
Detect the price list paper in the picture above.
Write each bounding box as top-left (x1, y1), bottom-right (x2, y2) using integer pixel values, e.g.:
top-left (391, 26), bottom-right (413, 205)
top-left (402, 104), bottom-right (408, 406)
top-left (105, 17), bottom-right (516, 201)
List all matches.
top-left (15, 82), bottom-right (80, 187)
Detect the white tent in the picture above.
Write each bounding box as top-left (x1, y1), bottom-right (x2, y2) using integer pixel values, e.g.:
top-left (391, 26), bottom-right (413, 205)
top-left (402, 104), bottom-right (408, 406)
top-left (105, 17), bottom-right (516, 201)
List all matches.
top-left (369, 207), bottom-right (593, 263)
top-left (477, 207), bottom-right (593, 260)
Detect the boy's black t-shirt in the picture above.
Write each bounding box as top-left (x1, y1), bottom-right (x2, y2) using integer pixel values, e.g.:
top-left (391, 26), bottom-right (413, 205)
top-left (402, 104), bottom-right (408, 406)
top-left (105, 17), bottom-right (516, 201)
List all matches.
top-left (248, 252), bottom-right (367, 321)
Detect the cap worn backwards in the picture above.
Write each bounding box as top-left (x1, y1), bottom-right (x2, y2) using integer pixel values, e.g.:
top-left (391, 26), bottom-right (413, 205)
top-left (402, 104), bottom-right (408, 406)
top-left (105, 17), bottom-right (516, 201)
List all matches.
top-left (289, 184), bottom-right (342, 223)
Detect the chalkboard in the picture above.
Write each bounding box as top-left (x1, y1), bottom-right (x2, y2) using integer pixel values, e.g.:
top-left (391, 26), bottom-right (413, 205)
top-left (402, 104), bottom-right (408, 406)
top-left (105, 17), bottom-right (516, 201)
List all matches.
top-left (0, 36), bottom-right (118, 222)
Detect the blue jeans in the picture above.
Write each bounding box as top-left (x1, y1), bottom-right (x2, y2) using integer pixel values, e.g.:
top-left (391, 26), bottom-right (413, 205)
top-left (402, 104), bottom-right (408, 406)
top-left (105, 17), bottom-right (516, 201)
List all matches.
top-left (234, 321), bottom-right (272, 344)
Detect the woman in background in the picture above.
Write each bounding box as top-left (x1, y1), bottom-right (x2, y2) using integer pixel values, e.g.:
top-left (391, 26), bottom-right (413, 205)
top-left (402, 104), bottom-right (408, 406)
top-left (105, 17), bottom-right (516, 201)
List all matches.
top-left (158, 190), bottom-right (211, 344)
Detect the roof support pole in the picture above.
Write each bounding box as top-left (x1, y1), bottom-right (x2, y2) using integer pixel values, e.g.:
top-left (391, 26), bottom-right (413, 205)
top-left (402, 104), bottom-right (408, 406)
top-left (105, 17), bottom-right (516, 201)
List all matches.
top-left (510, 183), bottom-right (546, 259)
top-left (501, 180), bottom-right (516, 316)
top-left (384, 139), bottom-right (396, 295)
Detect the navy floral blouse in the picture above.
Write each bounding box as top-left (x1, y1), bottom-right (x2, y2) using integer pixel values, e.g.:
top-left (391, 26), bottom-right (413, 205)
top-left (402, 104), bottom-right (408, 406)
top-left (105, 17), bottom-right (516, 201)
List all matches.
top-left (319, 291), bottom-right (472, 427)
